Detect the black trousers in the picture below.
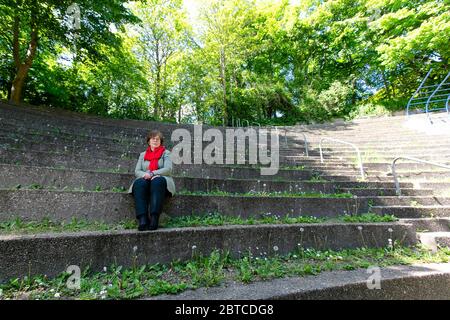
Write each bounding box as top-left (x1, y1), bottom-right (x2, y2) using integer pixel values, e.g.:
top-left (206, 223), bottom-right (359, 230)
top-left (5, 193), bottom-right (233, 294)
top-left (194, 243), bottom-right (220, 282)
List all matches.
top-left (132, 177), bottom-right (170, 218)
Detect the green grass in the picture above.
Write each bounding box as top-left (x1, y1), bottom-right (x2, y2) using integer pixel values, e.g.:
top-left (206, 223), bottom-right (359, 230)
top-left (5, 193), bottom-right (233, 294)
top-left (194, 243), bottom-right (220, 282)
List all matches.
top-left (0, 213), bottom-right (398, 235)
top-left (177, 190), bottom-right (353, 198)
top-left (11, 184), bottom-right (128, 193)
top-left (1, 245), bottom-right (449, 300)
top-left (165, 212), bottom-right (326, 228)
top-left (0, 217), bottom-right (137, 235)
top-left (340, 213), bottom-right (397, 223)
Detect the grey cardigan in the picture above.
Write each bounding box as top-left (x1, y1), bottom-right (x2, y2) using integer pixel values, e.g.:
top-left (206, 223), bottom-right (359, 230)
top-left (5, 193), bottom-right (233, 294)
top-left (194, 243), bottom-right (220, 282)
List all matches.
top-left (128, 149), bottom-right (176, 195)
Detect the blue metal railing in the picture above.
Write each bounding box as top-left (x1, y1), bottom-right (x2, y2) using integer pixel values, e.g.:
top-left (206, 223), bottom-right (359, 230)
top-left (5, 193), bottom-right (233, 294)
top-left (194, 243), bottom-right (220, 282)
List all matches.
top-left (406, 69), bottom-right (450, 118)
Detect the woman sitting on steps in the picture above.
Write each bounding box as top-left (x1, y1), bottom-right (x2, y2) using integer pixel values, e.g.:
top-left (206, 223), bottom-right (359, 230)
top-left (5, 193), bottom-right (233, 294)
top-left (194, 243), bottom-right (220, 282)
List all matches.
top-left (128, 130), bottom-right (176, 231)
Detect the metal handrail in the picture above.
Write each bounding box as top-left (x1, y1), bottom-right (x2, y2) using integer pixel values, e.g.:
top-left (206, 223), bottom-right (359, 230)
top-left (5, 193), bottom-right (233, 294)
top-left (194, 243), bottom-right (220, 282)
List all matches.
top-left (411, 86), bottom-right (450, 98)
top-left (410, 98), bottom-right (449, 106)
top-left (446, 95), bottom-right (450, 115)
top-left (407, 69), bottom-right (433, 116)
top-left (426, 72), bottom-right (450, 118)
top-left (319, 138), bottom-right (365, 180)
top-left (278, 128), bottom-right (309, 157)
top-left (411, 92), bottom-right (450, 102)
top-left (391, 157), bottom-right (450, 196)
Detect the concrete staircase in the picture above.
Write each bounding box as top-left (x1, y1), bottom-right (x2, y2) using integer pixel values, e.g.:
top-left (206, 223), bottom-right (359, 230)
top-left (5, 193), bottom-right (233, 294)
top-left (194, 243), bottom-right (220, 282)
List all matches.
top-left (1, 101), bottom-right (450, 298)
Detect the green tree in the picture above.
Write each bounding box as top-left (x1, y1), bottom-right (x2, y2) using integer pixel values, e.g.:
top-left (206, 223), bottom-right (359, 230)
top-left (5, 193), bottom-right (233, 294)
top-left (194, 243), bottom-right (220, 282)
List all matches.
top-left (0, 0), bottom-right (138, 104)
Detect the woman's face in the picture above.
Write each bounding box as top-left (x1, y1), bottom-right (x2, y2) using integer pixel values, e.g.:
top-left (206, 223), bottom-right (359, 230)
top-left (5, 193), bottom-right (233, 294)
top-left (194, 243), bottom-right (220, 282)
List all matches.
top-left (149, 135), bottom-right (161, 149)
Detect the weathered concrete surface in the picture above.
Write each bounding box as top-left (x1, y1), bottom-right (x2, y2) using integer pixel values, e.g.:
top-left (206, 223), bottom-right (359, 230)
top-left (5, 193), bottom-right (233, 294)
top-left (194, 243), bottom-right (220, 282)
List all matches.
top-left (340, 188), bottom-right (433, 197)
top-left (148, 263), bottom-right (450, 300)
top-left (0, 147), bottom-right (316, 171)
top-left (418, 232), bottom-right (450, 252)
top-left (0, 222), bottom-right (416, 283)
top-left (400, 218), bottom-right (450, 232)
top-left (0, 190), bottom-right (369, 223)
top-left (372, 206), bottom-right (450, 218)
top-left (0, 148), bottom-right (135, 172)
top-left (0, 164), bottom-right (418, 196)
top-left (370, 196), bottom-right (450, 206)
top-left (419, 182), bottom-right (450, 196)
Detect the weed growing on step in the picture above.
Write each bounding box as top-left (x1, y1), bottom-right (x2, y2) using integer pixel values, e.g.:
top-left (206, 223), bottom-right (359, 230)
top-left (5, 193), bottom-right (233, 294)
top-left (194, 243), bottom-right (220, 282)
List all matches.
top-left (10, 184), bottom-right (128, 193)
top-left (340, 213), bottom-right (397, 223)
top-left (1, 246), bottom-right (449, 300)
top-left (178, 190), bottom-right (353, 198)
top-left (164, 213), bottom-right (326, 228)
top-left (0, 213), bottom-right (399, 235)
top-left (0, 217), bottom-right (137, 235)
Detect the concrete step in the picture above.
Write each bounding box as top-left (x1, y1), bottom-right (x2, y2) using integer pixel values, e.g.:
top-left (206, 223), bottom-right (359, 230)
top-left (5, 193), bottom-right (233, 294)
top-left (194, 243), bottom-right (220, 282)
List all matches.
top-left (0, 164), bottom-right (416, 193)
top-left (370, 196), bottom-right (450, 206)
top-left (307, 150), bottom-right (450, 158)
top-left (341, 188), bottom-right (433, 197)
top-left (0, 127), bottom-right (304, 155)
top-left (418, 182), bottom-right (450, 195)
top-left (0, 147), bottom-right (135, 172)
top-left (0, 136), bottom-right (139, 159)
top-left (286, 155), bottom-right (450, 163)
top-left (312, 143), bottom-right (450, 150)
top-left (0, 124), bottom-right (143, 149)
top-left (0, 189), bottom-right (372, 223)
top-left (319, 170), bottom-right (450, 180)
top-left (299, 162), bottom-right (450, 172)
top-left (0, 222), bottom-right (416, 283)
top-left (322, 175), bottom-right (450, 183)
top-left (371, 206), bottom-right (450, 218)
top-left (418, 232), bottom-right (450, 252)
top-left (149, 262), bottom-right (450, 300)
top-left (400, 218), bottom-right (450, 232)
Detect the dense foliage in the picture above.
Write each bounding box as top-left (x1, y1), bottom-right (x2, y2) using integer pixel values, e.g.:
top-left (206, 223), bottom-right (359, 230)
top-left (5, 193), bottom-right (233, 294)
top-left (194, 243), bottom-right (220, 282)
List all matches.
top-left (0, 0), bottom-right (448, 124)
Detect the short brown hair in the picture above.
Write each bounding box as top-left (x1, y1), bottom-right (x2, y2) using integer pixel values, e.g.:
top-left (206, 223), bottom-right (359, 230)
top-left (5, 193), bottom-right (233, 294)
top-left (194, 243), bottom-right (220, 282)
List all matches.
top-left (146, 130), bottom-right (164, 145)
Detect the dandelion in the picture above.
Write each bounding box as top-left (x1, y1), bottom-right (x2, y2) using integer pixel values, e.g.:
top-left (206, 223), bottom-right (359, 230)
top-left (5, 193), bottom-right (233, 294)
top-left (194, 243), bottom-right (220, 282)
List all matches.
top-left (300, 228), bottom-right (304, 232)
top-left (357, 226), bottom-right (363, 231)
top-left (273, 246), bottom-right (279, 252)
top-left (192, 245), bottom-right (197, 250)
top-left (388, 228), bottom-right (393, 233)
top-left (133, 246), bottom-right (138, 253)
top-left (103, 267), bottom-right (107, 272)
top-left (54, 292), bottom-right (61, 298)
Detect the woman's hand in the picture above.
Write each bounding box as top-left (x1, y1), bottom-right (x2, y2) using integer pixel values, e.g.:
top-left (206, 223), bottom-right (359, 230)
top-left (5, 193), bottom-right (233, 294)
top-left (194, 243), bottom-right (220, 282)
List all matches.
top-left (143, 172), bottom-right (153, 180)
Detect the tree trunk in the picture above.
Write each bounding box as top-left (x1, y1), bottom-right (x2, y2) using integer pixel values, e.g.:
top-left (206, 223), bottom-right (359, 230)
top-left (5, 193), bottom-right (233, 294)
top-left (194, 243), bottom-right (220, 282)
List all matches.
top-left (381, 68), bottom-right (391, 99)
top-left (10, 66), bottom-right (30, 104)
top-left (219, 47), bottom-right (227, 124)
top-left (154, 64), bottom-right (161, 119)
top-left (9, 12), bottom-right (38, 105)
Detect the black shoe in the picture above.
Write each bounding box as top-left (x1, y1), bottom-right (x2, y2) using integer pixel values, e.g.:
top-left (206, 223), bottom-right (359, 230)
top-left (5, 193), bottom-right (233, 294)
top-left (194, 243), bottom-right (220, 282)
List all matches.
top-left (148, 214), bottom-right (159, 231)
top-left (137, 215), bottom-right (149, 231)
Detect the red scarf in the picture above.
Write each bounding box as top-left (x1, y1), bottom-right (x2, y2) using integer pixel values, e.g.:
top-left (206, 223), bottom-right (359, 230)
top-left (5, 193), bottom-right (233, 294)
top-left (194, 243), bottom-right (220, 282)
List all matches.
top-left (144, 145), bottom-right (166, 171)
